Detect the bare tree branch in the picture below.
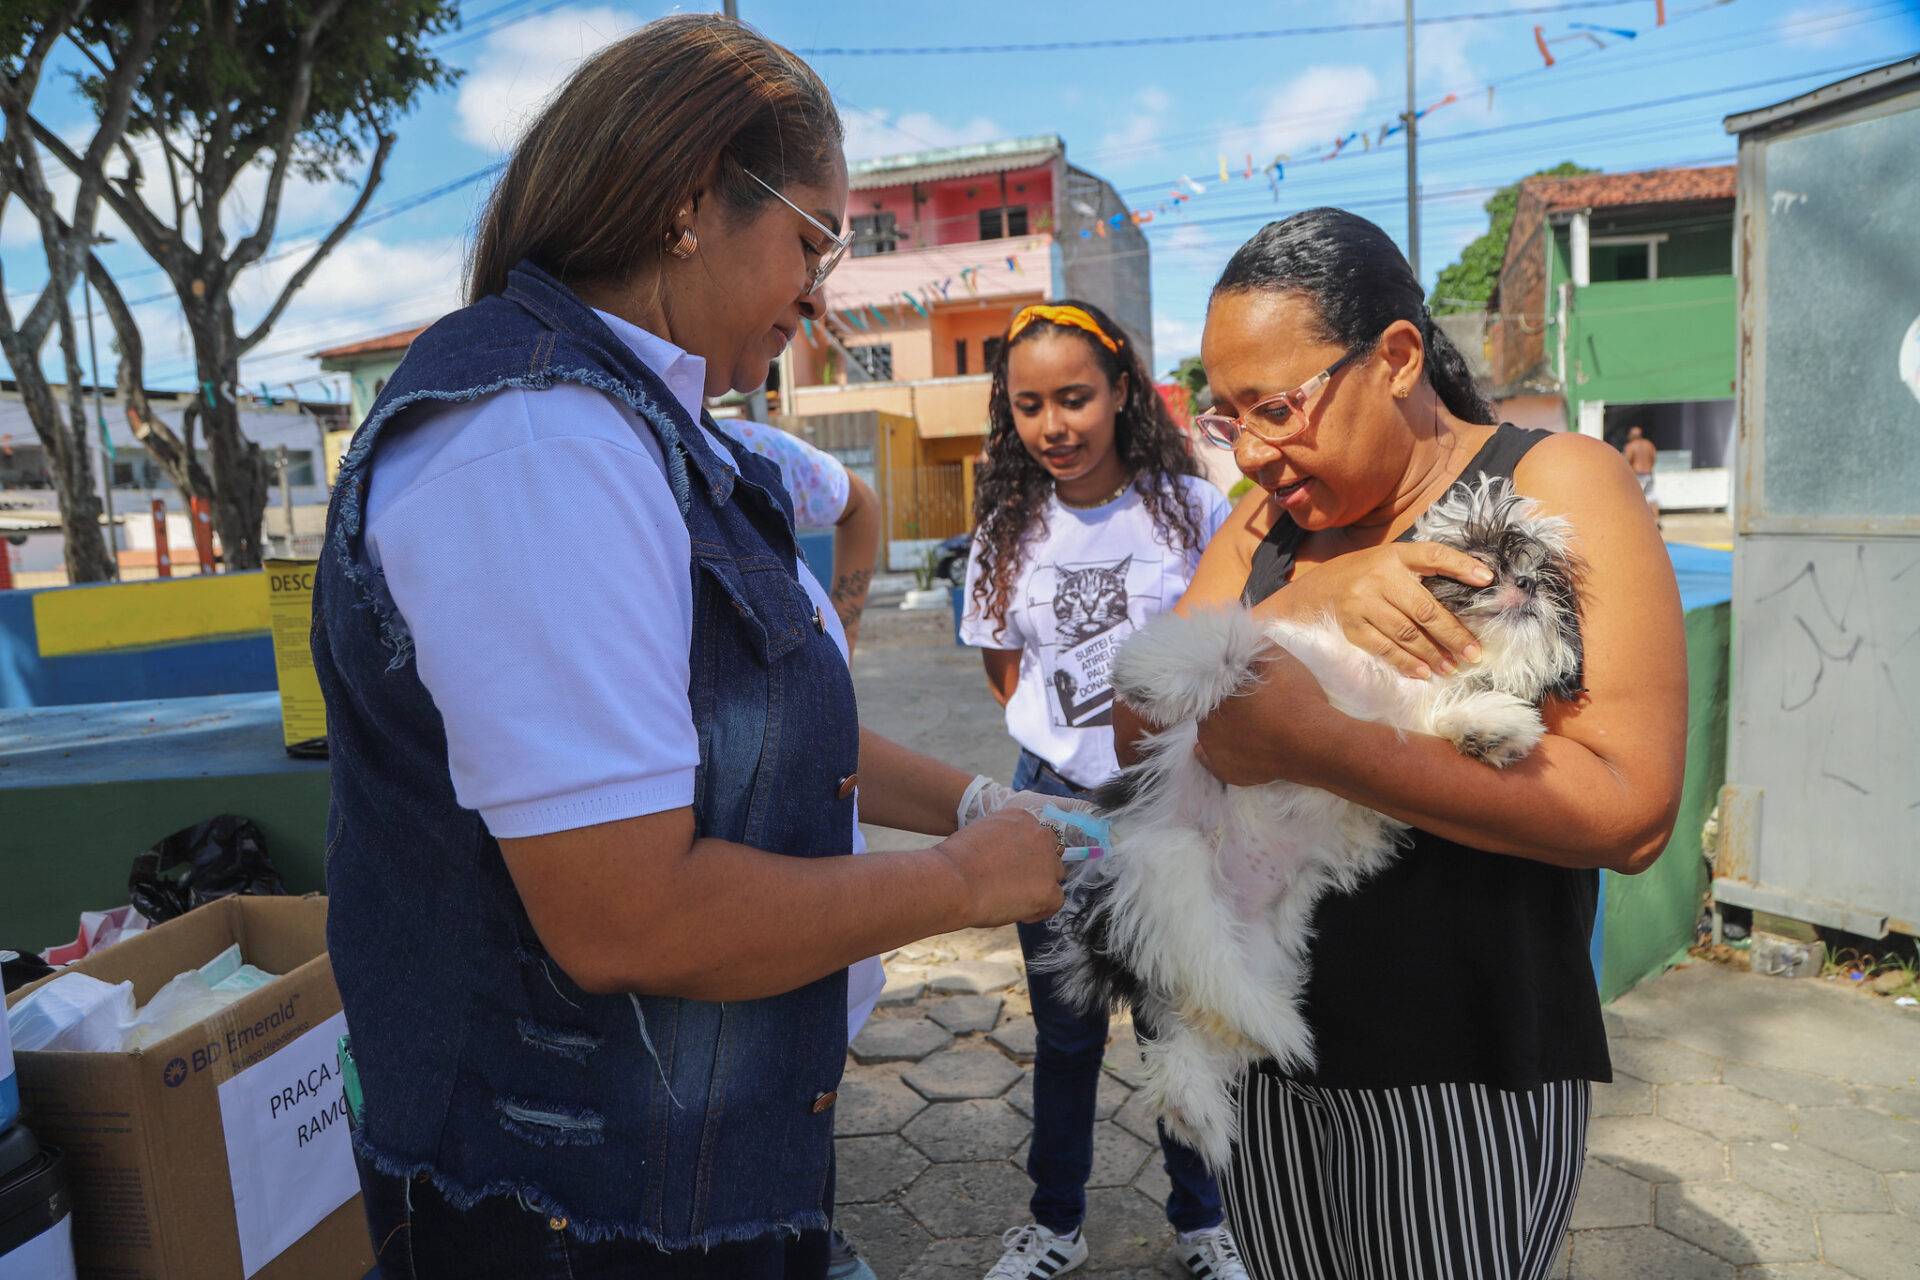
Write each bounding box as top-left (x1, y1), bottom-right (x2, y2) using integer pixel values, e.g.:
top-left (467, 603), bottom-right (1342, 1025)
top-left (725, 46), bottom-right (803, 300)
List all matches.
top-left (227, 0), bottom-right (348, 273)
top-left (240, 130), bottom-right (391, 353)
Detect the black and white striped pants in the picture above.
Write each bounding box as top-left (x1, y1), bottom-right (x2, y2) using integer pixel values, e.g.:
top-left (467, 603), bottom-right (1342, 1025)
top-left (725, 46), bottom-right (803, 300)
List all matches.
top-left (1221, 1072), bottom-right (1591, 1280)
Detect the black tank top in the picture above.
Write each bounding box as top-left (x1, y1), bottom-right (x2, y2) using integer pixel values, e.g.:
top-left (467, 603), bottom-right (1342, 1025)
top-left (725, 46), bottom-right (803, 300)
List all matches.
top-left (1241, 424), bottom-right (1611, 1090)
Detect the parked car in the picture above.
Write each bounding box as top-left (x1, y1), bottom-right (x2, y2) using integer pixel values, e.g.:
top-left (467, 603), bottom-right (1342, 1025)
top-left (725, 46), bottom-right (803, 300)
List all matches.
top-left (933, 533), bottom-right (972, 588)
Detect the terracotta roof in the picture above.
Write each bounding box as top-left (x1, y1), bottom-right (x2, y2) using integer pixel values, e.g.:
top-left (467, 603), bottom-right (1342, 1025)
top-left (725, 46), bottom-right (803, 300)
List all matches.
top-left (313, 325), bottom-right (428, 361)
top-left (1521, 165), bottom-right (1735, 214)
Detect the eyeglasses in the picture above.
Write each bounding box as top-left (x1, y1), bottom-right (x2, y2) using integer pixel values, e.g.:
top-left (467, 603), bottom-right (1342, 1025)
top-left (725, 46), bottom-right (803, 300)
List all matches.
top-left (744, 171), bottom-right (850, 294)
top-left (1192, 347), bottom-right (1368, 450)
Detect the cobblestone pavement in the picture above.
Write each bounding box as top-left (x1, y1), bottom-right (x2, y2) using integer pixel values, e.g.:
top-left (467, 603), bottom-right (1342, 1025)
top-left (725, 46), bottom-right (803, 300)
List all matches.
top-left (843, 607), bottom-right (1920, 1279)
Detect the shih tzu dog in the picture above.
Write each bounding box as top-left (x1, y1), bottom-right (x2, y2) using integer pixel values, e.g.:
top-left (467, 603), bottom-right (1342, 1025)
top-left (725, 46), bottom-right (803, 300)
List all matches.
top-left (1041, 476), bottom-right (1585, 1172)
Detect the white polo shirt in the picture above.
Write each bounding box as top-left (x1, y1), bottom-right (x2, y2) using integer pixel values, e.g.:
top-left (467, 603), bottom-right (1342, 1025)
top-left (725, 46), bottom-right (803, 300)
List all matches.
top-left (364, 308), bottom-right (882, 1034)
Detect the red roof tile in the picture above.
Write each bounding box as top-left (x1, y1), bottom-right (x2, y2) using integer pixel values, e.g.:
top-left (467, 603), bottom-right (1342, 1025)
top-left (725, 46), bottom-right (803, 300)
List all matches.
top-left (313, 325), bottom-right (428, 361)
top-left (1521, 165), bottom-right (1735, 214)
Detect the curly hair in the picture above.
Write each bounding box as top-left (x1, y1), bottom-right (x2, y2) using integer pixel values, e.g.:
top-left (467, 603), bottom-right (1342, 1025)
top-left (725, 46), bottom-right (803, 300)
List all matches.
top-left (968, 298), bottom-right (1207, 641)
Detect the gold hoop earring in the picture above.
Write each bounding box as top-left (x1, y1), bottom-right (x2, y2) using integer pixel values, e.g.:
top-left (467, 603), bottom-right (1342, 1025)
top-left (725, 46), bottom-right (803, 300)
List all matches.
top-left (665, 226), bottom-right (697, 260)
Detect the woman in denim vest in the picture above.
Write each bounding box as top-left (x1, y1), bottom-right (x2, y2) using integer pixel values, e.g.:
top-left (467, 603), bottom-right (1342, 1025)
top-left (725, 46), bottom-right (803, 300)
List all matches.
top-left (314, 16), bottom-right (1069, 1278)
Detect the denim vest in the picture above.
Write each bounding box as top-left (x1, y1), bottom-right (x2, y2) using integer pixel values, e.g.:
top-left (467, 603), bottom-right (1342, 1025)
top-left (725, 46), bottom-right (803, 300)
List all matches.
top-left (313, 261), bottom-right (858, 1247)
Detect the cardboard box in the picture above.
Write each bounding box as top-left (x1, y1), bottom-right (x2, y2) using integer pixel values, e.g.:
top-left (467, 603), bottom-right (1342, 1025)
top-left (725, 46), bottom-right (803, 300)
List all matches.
top-left (4, 896), bottom-right (372, 1279)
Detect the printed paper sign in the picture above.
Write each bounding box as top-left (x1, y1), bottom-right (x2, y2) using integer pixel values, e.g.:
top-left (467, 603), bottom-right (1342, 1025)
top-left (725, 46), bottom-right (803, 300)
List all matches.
top-left (217, 1010), bottom-right (355, 1278)
top-left (264, 559), bottom-right (327, 748)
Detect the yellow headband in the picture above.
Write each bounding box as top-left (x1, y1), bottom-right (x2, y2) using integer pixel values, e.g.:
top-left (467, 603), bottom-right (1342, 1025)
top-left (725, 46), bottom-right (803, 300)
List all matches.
top-left (1006, 304), bottom-right (1121, 354)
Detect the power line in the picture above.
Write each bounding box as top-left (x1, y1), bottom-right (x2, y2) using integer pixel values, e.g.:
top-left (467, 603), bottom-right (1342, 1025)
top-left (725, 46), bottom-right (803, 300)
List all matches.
top-left (1112, 52), bottom-right (1898, 200)
top-left (793, 2), bottom-right (1653, 56)
top-left (1093, 0), bottom-right (1909, 178)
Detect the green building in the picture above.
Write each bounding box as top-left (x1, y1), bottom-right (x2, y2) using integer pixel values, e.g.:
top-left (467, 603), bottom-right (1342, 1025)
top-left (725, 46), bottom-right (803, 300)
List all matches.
top-left (314, 324), bottom-right (426, 483)
top-left (1487, 166), bottom-right (1737, 512)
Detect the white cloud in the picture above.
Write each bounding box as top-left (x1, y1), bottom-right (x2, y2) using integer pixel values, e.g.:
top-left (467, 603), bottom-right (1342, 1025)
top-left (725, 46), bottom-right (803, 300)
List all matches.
top-left (1161, 221), bottom-right (1215, 257)
top-left (454, 6), bottom-right (641, 152)
top-left (1153, 311), bottom-right (1203, 369)
top-left (1098, 86), bottom-right (1172, 158)
top-left (1235, 65), bottom-right (1382, 164)
top-left (1781, 3), bottom-right (1862, 47)
top-left (225, 234), bottom-right (469, 385)
top-left (841, 107), bottom-right (1002, 163)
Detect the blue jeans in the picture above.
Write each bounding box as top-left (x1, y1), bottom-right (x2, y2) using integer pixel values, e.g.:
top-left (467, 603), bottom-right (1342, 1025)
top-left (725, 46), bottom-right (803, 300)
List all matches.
top-left (356, 1154), bottom-right (830, 1279)
top-left (1011, 750), bottom-right (1225, 1237)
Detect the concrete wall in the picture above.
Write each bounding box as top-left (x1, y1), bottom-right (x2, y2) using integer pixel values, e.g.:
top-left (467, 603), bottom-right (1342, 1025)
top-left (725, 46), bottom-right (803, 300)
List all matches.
top-left (1056, 165), bottom-right (1153, 373)
top-left (0, 573), bottom-right (276, 709)
top-left (934, 302), bottom-right (1025, 377)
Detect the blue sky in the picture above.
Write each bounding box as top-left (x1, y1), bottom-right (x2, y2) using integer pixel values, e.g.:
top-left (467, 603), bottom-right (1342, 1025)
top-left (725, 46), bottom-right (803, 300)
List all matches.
top-left (4, 0), bottom-right (1915, 397)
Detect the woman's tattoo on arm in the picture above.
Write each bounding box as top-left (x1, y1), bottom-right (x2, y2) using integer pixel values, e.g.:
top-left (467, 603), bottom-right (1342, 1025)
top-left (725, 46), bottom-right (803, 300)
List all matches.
top-left (830, 568), bottom-right (874, 626)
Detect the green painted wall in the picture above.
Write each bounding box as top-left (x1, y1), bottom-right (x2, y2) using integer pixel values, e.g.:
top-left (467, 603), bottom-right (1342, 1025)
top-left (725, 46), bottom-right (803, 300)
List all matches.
top-left (1599, 601), bottom-right (1730, 1002)
top-left (1541, 217), bottom-right (1735, 430)
top-left (3, 770), bottom-right (331, 951)
top-left (319, 353), bottom-right (406, 430)
top-left (1569, 275), bottom-right (1736, 413)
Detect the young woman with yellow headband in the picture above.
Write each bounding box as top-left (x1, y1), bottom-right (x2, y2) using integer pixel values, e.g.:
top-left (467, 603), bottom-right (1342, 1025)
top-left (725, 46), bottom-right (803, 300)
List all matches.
top-left (959, 299), bottom-right (1245, 1280)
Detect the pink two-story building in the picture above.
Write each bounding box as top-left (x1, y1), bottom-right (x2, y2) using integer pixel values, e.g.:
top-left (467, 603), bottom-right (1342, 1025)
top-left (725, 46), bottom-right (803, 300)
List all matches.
top-left (783, 134), bottom-right (1152, 435)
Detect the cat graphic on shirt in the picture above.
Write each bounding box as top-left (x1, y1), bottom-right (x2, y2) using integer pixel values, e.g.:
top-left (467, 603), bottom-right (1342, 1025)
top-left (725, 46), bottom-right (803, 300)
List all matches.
top-left (1040, 555), bottom-right (1135, 729)
top-left (1053, 555), bottom-right (1132, 645)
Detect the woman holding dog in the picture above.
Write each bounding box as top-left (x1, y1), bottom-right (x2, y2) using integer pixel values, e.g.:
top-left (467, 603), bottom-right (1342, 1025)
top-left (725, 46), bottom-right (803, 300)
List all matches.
top-left (1116, 208), bottom-right (1686, 1279)
top-left (960, 301), bottom-right (1244, 1280)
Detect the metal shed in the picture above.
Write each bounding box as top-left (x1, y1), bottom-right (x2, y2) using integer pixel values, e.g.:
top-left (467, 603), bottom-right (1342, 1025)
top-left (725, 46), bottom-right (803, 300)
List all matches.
top-left (1716, 57), bottom-right (1920, 939)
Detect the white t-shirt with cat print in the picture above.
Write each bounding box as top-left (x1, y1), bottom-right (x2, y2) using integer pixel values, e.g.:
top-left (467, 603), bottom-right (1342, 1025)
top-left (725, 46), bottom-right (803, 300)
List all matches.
top-left (960, 475), bottom-right (1232, 789)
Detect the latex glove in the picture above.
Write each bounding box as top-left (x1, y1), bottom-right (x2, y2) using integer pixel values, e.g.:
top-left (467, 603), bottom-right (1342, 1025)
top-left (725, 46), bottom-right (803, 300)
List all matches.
top-left (956, 775), bottom-right (1096, 830)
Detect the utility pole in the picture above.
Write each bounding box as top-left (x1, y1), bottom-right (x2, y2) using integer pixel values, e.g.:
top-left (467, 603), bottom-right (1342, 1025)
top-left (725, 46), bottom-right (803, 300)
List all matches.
top-left (1404, 0), bottom-right (1420, 282)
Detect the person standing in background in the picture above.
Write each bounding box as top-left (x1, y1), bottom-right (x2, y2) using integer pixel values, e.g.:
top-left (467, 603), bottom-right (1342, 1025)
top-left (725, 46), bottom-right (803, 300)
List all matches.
top-left (1623, 424), bottom-right (1659, 509)
top-left (717, 419), bottom-right (880, 652)
top-left (960, 301), bottom-right (1245, 1280)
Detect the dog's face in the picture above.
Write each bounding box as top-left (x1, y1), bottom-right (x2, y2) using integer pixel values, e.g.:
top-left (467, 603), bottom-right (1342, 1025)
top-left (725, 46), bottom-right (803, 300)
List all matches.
top-left (1414, 476), bottom-right (1584, 703)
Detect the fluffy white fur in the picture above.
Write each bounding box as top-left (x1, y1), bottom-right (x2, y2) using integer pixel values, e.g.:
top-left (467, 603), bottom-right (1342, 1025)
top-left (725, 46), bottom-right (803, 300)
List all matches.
top-left (1043, 477), bottom-right (1583, 1172)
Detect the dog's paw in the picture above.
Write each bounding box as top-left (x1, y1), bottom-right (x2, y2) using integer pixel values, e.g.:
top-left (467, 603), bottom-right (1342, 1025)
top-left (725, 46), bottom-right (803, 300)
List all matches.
top-left (1112, 608), bottom-right (1269, 726)
top-left (1430, 689), bottom-right (1545, 767)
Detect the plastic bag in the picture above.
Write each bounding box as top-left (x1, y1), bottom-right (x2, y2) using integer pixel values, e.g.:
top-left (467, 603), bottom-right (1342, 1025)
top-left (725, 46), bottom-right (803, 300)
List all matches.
top-left (128, 816), bottom-right (286, 924)
top-left (121, 971), bottom-right (235, 1051)
top-left (41, 904), bottom-right (151, 967)
top-left (6, 973), bottom-right (137, 1052)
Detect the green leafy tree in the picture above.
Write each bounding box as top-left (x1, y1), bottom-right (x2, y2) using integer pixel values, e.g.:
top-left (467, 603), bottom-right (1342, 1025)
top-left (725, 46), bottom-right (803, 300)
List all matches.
top-left (35, 0), bottom-right (460, 569)
top-left (1169, 354), bottom-right (1210, 411)
top-left (1430, 161), bottom-right (1595, 316)
top-left (1, 0), bottom-right (173, 583)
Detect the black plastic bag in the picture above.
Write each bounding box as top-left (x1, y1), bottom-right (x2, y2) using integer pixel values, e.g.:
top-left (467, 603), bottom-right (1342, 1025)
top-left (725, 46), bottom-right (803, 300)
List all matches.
top-left (128, 815), bottom-right (288, 924)
top-left (2, 947), bottom-right (55, 994)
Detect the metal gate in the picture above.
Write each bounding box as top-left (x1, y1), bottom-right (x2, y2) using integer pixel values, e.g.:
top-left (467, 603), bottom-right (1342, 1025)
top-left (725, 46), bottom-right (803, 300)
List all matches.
top-left (1716, 60), bottom-right (1920, 938)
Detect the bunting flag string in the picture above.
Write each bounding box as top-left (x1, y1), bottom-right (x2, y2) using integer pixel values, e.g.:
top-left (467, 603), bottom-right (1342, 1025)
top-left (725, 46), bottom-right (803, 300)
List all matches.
top-left (808, 0), bottom-right (1698, 352)
top-left (1045, 0), bottom-right (1686, 215)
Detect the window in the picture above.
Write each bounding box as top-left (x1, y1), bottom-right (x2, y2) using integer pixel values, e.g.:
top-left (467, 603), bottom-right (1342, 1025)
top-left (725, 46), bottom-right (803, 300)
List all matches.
top-left (977, 205), bottom-right (1029, 240)
top-left (983, 337), bottom-right (1004, 369)
top-left (954, 339), bottom-right (969, 375)
top-left (849, 344), bottom-right (894, 381)
top-left (1590, 234), bottom-right (1663, 282)
top-left (850, 211), bottom-right (898, 257)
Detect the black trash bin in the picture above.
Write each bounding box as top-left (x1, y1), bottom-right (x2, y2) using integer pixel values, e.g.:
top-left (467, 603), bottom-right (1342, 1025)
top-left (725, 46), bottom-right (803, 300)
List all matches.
top-left (0, 1123), bottom-right (76, 1279)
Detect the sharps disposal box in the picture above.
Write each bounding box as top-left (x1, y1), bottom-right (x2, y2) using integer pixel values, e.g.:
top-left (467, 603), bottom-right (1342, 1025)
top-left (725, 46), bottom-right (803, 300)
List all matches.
top-left (3, 896), bottom-right (371, 1279)
top-left (0, 1122), bottom-right (76, 1280)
